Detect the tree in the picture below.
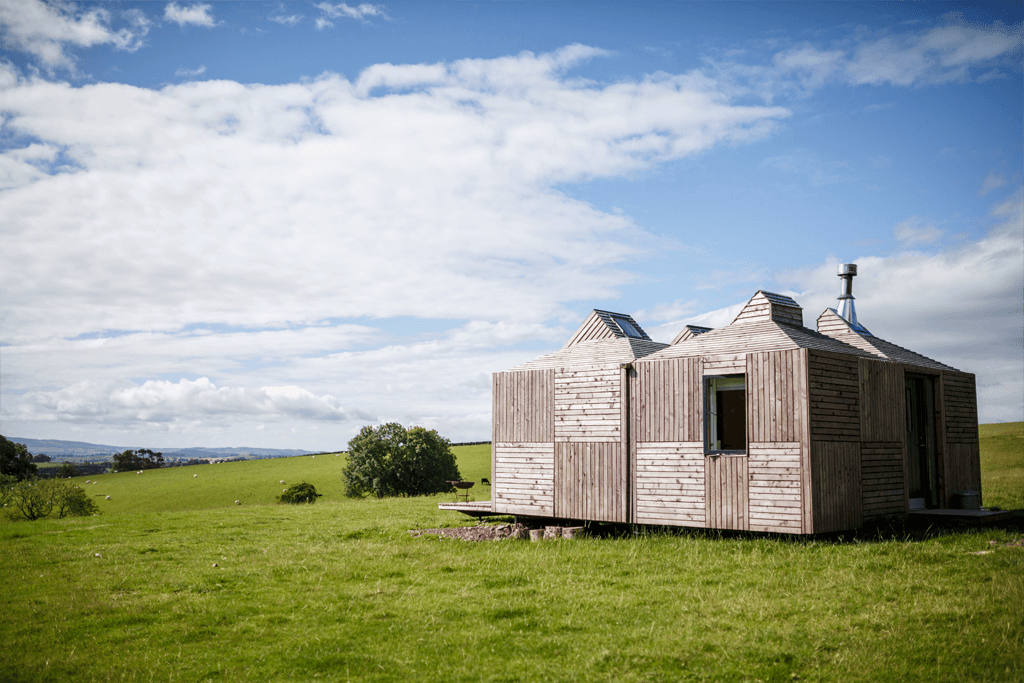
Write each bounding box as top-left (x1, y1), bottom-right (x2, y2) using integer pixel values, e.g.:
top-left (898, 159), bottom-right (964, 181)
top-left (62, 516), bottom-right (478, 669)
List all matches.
top-left (6, 479), bottom-right (55, 521)
top-left (58, 463), bottom-right (78, 478)
top-left (31, 454), bottom-right (51, 463)
top-left (112, 449), bottom-right (164, 472)
top-left (278, 482), bottom-right (322, 504)
top-left (0, 435), bottom-right (38, 481)
top-left (5, 479), bottom-right (100, 521)
top-left (343, 423), bottom-right (461, 498)
top-left (53, 484), bottom-right (100, 518)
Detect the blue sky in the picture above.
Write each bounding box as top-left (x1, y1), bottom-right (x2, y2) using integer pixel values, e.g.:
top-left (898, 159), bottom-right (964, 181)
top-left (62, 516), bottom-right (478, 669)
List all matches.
top-left (1, 1), bottom-right (1021, 450)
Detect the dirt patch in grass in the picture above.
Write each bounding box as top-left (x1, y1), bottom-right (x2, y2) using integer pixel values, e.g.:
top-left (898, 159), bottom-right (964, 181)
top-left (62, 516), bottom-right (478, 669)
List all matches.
top-left (409, 523), bottom-right (522, 541)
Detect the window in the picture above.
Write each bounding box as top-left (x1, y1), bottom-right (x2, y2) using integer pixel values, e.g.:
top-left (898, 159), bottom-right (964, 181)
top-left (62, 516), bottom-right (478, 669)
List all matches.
top-left (611, 315), bottom-right (644, 339)
top-left (705, 375), bottom-right (746, 453)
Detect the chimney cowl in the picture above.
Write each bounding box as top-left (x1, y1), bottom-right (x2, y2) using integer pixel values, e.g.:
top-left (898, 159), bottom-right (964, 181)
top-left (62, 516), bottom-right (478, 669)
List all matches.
top-left (836, 263), bottom-right (867, 332)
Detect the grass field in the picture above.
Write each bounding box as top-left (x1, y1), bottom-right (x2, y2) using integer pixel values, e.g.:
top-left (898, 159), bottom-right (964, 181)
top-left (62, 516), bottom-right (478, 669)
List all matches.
top-left (1, 436), bottom-right (1021, 682)
top-left (980, 422), bottom-right (1024, 510)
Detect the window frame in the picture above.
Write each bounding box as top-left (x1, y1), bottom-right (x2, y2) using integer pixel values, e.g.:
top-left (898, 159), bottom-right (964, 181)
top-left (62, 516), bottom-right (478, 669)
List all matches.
top-left (704, 374), bottom-right (747, 455)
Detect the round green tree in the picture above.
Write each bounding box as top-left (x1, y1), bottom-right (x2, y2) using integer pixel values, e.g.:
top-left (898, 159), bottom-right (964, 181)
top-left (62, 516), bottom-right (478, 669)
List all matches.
top-left (342, 423), bottom-right (461, 498)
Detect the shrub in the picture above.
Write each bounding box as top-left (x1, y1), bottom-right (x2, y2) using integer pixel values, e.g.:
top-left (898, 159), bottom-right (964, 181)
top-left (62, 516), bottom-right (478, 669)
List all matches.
top-left (6, 479), bottom-right (56, 521)
top-left (278, 482), bottom-right (322, 504)
top-left (54, 484), bottom-right (100, 518)
top-left (343, 423), bottom-right (461, 498)
top-left (5, 479), bottom-right (100, 521)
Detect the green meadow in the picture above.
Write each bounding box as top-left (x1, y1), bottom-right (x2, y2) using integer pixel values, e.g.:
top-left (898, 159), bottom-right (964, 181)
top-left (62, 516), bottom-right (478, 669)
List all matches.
top-left (1, 435), bottom-right (1021, 682)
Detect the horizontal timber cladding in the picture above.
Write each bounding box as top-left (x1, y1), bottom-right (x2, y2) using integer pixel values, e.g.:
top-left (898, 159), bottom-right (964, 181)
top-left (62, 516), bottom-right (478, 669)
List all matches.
top-left (554, 442), bottom-right (627, 522)
top-left (705, 455), bottom-right (749, 531)
top-left (858, 359), bottom-right (904, 443)
top-left (943, 371), bottom-right (979, 445)
top-left (860, 442), bottom-right (906, 520)
top-left (634, 442), bottom-right (705, 526)
top-left (554, 365), bottom-right (622, 443)
top-left (811, 441), bottom-right (862, 533)
top-left (636, 357), bottom-right (703, 442)
top-left (492, 370), bottom-right (554, 443)
top-left (746, 349), bottom-right (807, 443)
top-left (748, 442), bottom-right (803, 533)
top-left (808, 350), bottom-right (861, 442)
top-left (492, 443), bottom-right (554, 516)
top-left (944, 442), bottom-right (982, 497)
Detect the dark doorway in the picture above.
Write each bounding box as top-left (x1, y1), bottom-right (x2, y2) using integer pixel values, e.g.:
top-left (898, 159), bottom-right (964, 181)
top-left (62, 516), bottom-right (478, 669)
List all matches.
top-left (905, 373), bottom-right (938, 508)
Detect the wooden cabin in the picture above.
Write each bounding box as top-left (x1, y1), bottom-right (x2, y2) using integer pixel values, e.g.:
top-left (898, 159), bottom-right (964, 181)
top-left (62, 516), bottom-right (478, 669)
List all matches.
top-left (484, 268), bottom-right (981, 534)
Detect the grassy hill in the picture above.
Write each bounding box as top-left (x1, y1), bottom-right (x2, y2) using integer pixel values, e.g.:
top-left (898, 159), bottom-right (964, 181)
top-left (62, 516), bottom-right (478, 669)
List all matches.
top-left (0, 436), bottom-right (1020, 682)
top-left (980, 421), bottom-right (1024, 510)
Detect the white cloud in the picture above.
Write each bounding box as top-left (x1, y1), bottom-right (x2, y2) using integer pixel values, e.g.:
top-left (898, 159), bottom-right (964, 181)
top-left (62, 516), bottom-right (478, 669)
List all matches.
top-left (174, 65), bottom-right (206, 78)
top-left (268, 6), bottom-right (303, 27)
top-left (0, 48), bottom-right (789, 347)
top-left (314, 3), bottom-right (388, 23)
top-left (894, 216), bottom-right (943, 245)
top-left (774, 195), bottom-right (1023, 423)
top-left (978, 171), bottom-right (1008, 196)
top-left (0, 46), bottom-right (794, 446)
top-left (16, 377), bottom-right (373, 424)
top-left (713, 18), bottom-right (1023, 100)
top-left (163, 2), bottom-right (215, 28)
top-left (0, 0), bottom-right (150, 70)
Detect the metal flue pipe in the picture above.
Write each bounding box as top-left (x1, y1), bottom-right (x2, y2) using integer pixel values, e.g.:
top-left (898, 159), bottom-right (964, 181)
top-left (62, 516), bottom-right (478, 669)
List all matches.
top-left (836, 263), bottom-right (859, 326)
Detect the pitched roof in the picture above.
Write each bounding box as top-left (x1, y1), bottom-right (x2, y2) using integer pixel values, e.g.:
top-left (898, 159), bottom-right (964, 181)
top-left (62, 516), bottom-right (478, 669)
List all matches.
top-left (643, 290), bottom-right (873, 361)
top-left (508, 310), bottom-right (665, 371)
top-left (671, 325), bottom-right (713, 345)
top-left (816, 308), bottom-right (956, 371)
top-left (510, 337), bottom-right (667, 371)
top-left (730, 291), bottom-right (804, 327)
top-left (563, 310), bottom-right (652, 347)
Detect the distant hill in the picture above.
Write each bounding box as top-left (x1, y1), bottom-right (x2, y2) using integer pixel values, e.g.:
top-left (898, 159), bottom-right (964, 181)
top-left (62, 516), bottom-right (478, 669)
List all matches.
top-left (4, 437), bottom-right (315, 461)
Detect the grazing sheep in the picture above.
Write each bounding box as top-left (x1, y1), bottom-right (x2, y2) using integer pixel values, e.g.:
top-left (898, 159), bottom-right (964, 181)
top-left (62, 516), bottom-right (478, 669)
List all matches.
top-left (194, 474), bottom-right (198, 477)
top-left (280, 480), bottom-right (285, 484)
top-left (105, 495), bottom-right (111, 500)
top-left (235, 500), bottom-right (241, 505)
top-left (85, 480), bottom-right (90, 484)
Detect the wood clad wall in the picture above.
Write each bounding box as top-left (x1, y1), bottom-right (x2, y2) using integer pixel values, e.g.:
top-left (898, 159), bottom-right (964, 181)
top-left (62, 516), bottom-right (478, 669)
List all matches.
top-left (492, 369), bottom-right (554, 443)
top-left (748, 442), bottom-right (802, 533)
top-left (636, 358), bottom-right (702, 442)
top-left (860, 443), bottom-right (905, 520)
top-left (554, 442), bottom-right (627, 522)
top-left (943, 371), bottom-right (979, 445)
top-left (859, 359), bottom-right (903, 442)
top-left (747, 350), bottom-right (806, 442)
top-left (634, 442), bottom-right (705, 526)
top-left (809, 351), bottom-right (861, 442)
top-left (554, 366), bottom-right (621, 443)
top-left (810, 441), bottom-right (862, 532)
top-left (943, 370), bottom-right (980, 495)
top-left (492, 443), bottom-right (554, 516)
top-left (705, 455), bottom-right (749, 530)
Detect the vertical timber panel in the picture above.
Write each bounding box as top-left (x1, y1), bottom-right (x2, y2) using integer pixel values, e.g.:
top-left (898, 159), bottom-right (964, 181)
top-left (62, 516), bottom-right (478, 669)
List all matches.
top-left (704, 455), bottom-right (749, 531)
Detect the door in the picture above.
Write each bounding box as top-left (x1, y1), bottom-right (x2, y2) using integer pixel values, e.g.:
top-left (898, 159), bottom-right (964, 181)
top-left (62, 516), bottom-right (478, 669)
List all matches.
top-left (905, 374), bottom-right (938, 509)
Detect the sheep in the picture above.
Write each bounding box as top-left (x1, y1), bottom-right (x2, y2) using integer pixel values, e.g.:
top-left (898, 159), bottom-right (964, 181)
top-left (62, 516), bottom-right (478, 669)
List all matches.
top-left (105, 495), bottom-right (111, 500)
top-left (280, 480), bottom-right (285, 484)
top-left (194, 474), bottom-right (198, 477)
top-left (235, 500), bottom-right (241, 505)
top-left (85, 480), bottom-right (90, 484)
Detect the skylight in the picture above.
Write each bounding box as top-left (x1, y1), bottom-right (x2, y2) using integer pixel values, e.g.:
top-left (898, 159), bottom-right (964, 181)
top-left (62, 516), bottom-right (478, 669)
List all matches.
top-left (612, 315), bottom-right (643, 339)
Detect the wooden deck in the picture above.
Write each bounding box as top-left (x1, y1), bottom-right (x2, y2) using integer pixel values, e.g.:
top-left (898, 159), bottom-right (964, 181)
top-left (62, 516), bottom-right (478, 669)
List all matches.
top-left (437, 501), bottom-right (497, 517)
top-left (909, 509), bottom-right (1017, 525)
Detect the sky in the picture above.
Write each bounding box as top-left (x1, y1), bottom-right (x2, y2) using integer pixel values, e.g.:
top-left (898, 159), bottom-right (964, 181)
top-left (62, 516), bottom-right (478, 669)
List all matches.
top-left (0, 1), bottom-right (1021, 451)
